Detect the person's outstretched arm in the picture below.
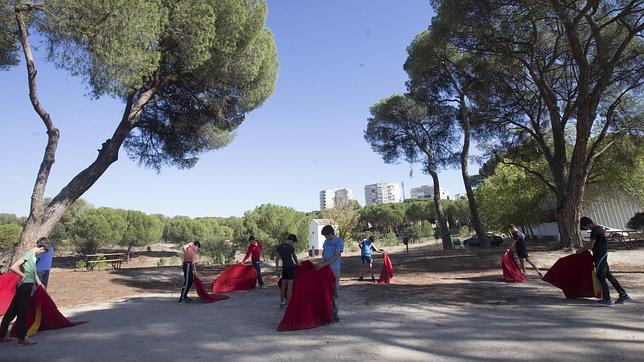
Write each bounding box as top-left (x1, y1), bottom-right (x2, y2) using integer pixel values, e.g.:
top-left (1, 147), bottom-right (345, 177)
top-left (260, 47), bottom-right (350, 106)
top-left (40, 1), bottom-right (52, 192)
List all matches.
top-left (241, 245), bottom-right (252, 263)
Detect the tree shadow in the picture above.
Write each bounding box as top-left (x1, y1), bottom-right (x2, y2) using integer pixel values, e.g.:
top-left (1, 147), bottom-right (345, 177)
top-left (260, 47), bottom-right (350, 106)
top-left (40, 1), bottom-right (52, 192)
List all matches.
top-left (1, 286), bottom-right (642, 361)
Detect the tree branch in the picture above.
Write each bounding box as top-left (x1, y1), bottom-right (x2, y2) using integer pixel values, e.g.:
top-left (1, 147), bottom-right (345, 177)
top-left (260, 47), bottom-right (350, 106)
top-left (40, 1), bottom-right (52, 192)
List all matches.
top-left (15, 6), bottom-right (60, 223)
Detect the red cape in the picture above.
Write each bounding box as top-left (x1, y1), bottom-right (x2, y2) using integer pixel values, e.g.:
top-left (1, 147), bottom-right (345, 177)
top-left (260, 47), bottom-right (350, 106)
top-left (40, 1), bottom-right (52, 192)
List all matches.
top-left (193, 275), bottom-right (229, 303)
top-left (502, 249), bottom-right (528, 282)
top-left (377, 252), bottom-right (393, 284)
top-left (0, 272), bottom-right (20, 315)
top-left (543, 250), bottom-right (602, 299)
top-left (277, 261), bottom-right (336, 331)
top-left (10, 286), bottom-right (87, 337)
top-left (211, 264), bottom-right (257, 293)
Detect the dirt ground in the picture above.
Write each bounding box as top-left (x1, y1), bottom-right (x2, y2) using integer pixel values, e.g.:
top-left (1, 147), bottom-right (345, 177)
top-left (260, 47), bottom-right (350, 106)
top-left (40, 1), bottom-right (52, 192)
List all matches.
top-left (2, 238), bottom-right (643, 361)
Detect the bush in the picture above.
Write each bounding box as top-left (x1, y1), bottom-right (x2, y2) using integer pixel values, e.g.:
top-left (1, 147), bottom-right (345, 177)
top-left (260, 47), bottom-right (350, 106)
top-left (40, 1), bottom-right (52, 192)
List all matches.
top-left (75, 259), bottom-right (87, 270)
top-left (627, 212), bottom-right (644, 231)
top-left (157, 257), bottom-right (166, 267)
top-left (410, 221), bottom-right (434, 240)
top-left (93, 254), bottom-right (109, 271)
top-left (0, 224), bottom-right (22, 252)
top-left (201, 238), bottom-right (236, 265)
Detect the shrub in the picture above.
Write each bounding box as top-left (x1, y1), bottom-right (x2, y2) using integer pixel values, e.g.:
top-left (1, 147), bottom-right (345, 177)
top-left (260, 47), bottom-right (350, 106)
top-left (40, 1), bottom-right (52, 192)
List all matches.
top-left (627, 212), bottom-right (644, 231)
top-left (201, 238), bottom-right (236, 265)
top-left (157, 257), bottom-right (166, 267)
top-left (410, 221), bottom-right (434, 240)
top-left (90, 254), bottom-right (109, 271)
top-left (75, 259), bottom-right (87, 270)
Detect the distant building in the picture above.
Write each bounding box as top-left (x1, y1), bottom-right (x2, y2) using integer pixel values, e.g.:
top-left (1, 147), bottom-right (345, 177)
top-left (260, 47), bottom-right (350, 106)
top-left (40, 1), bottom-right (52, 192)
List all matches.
top-left (320, 188), bottom-right (338, 210)
top-left (334, 188), bottom-right (355, 208)
top-left (364, 182), bottom-right (402, 205)
top-left (320, 188), bottom-right (355, 209)
top-left (309, 219), bottom-right (339, 256)
top-left (453, 193), bottom-right (467, 200)
top-left (410, 185), bottom-right (450, 200)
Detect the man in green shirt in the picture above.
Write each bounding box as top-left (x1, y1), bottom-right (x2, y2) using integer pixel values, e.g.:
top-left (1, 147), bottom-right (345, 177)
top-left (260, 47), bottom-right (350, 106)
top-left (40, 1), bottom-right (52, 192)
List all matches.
top-left (0, 237), bottom-right (50, 346)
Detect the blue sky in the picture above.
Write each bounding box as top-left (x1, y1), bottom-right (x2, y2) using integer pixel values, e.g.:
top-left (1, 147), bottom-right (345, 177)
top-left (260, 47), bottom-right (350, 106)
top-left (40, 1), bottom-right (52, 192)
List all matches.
top-left (0, 1), bottom-right (474, 218)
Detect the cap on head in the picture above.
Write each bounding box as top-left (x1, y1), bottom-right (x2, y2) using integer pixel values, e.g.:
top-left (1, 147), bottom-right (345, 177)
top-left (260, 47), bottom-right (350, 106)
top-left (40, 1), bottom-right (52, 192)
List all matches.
top-left (287, 234), bottom-right (298, 242)
top-left (321, 225), bottom-right (334, 236)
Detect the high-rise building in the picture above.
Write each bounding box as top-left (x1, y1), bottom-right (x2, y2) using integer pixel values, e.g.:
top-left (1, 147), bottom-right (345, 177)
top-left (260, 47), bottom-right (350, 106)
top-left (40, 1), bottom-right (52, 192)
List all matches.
top-left (364, 182), bottom-right (402, 205)
top-left (410, 185), bottom-right (450, 200)
top-left (319, 188), bottom-right (338, 210)
top-left (334, 189), bottom-right (355, 207)
top-left (319, 188), bottom-right (355, 210)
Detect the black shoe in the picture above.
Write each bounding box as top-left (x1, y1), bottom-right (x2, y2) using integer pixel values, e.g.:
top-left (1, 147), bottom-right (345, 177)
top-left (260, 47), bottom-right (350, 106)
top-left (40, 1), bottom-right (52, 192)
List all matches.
top-left (178, 298), bottom-right (185, 304)
top-left (615, 294), bottom-right (631, 304)
top-left (358, 276), bottom-right (364, 281)
top-left (183, 297), bottom-right (192, 303)
top-left (371, 275), bottom-right (376, 282)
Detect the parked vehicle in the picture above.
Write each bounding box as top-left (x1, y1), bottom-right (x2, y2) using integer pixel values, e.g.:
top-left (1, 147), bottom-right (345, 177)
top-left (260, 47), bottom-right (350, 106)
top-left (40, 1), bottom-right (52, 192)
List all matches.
top-left (463, 233), bottom-right (503, 247)
top-left (580, 226), bottom-right (628, 242)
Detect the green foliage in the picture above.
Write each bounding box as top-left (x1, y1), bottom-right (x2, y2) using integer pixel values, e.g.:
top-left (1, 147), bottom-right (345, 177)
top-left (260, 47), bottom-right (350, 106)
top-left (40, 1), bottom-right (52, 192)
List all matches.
top-left (41, 0), bottom-right (166, 97)
top-left (0, 224), bottom-right (22, 251)
top-left (404, 200), bottom-right (435, 224)
top-left (584, 136), bottom-right (644, 204)
top-left (442, 199), bottom-right (470, 232)
top-left (38, 0), bottom-right (282, 170)
top-left (75, 259), bottom-right (87, 270)
top-left (163, 216), bottom-right (208, 243)
top-left (169, 255), bottom-right (178, 266)
top-left (120, 210), bottom-right (163, 248)
top-left (359, 203), bottom-right (405, 234)
top-left (411, 221), bottom-right (434, 240)
top-left (365, 95), bottom-right (457, 169)
top-left (194, 217), bottom-right (235, 241)
top-left (627, 212), bottom-right (644, 231)
top-left (72, 207), bottom-right (127, 253)
top-left (0, 2), bottom-right (19, 70)
top-left (49, 198), bottom-right (93, 242)
top-left (243, 204), bottom-right (309, 258)
top-left (157, 257), bottom-right (166, 267)
top-left (93, 254), bottom-right (109, 270)
top-left (0, 213), bottom-right (24, 226)
top-left (476, 162), bottom-right (549, 231)
top-left (320, 200), bottom-right (362, 241)
top-left (200, 237), bottom-right (236, 265)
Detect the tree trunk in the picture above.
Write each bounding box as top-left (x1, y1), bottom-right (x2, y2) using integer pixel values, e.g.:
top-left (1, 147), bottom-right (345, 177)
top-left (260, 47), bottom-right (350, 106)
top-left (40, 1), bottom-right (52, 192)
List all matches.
top-left (459, 109), bottom-right (489, 248)
top-left (428, 168), bottom-right (452, 250)
top-left (7, 10), bottom-right (159, 267)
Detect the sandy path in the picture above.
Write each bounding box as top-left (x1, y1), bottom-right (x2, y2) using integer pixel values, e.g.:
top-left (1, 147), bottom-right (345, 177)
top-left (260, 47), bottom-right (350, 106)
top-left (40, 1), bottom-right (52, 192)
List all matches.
top-left (2, 241), bottom-right (643, 361)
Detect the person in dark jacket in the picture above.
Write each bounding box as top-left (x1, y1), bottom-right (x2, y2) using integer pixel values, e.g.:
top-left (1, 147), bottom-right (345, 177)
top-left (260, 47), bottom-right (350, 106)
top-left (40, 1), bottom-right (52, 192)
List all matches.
top-left (578, 217), bottom-right (630, 306)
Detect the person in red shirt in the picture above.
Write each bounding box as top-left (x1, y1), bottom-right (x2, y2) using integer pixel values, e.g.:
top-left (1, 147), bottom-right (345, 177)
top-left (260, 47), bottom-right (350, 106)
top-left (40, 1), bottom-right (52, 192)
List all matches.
top-left (178, 241), bottom-right (201, 303)
top-left (241, 236), bottom-right (265, 288)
